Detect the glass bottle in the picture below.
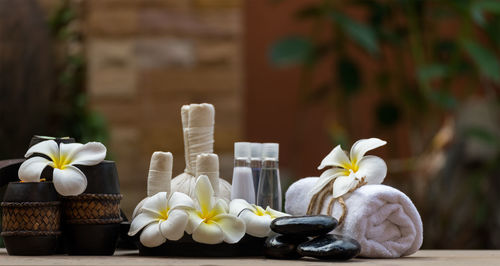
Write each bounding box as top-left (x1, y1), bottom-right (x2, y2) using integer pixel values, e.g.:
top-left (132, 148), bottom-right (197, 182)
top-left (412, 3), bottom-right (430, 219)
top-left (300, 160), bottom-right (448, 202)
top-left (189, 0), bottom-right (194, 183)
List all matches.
top-left (230, 142), bottom-right (255, 203)
top-left (256, 143), bottom-right (281, 211)
top-left (250, 143), bottom-right (262, 198)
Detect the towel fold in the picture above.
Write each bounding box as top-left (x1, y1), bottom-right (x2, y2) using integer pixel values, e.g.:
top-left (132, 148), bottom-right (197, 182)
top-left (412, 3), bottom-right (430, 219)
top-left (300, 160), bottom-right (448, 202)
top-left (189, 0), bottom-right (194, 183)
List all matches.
top-left (171, 103), bottom-right (231, 200)
top-left (285, 177), bottom-right (423, 258)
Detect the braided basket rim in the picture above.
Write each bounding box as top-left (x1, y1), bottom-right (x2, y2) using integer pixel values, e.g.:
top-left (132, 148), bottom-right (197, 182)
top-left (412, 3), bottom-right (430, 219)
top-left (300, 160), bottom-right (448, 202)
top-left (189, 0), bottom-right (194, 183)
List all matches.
top-left (1, 230), bottom-right (61, 237)
top-left (1, 201), bottom-right (60, 207)
top-left (62, 194), bottom-right (122, 201)
top-left (65, 217), bottom-right (123, 225)
top-left (62, 193), bottom-right (123, 225)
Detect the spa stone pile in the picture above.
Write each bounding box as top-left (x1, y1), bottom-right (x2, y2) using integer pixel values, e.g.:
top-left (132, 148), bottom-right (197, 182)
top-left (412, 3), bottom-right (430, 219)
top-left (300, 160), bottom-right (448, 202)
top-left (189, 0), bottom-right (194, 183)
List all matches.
top-left (264, 215), bottom-right (361, 260)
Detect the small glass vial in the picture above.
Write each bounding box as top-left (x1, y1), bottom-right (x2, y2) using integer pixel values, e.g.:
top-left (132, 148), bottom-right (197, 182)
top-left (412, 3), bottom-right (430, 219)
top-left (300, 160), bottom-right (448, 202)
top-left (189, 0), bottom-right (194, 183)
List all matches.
top-left (250, 143), bottom-right (263, 198)
top-left (256, 143), bottom-right (281, 211)
top-left (231, 142), bottom-right (255, 203)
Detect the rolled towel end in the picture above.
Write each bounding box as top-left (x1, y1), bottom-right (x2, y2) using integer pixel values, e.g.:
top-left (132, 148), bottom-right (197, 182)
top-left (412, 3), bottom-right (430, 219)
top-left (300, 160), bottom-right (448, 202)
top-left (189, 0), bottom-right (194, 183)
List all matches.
top-left (285, 178), bottom-right (423, 258)
top-left (334, 184), bottom-right (423, 258)
top-left (285, 177), bottom-right (316, 215)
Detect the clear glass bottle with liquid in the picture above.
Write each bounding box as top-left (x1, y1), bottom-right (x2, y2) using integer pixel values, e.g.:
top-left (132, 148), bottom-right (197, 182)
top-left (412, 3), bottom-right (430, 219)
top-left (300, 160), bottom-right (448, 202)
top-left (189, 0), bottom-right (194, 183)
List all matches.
top-left (230, 142), bottom-right (255, 203)
top-left (250, 143), bottom-right (262, 198)
top-left (256, 143), bottom-right (281, 211)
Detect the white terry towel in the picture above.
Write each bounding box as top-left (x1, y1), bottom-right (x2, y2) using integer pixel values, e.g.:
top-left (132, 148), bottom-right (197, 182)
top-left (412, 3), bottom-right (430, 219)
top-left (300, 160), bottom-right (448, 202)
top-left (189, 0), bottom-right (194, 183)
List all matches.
top-left (170, 103), bottom-right (231, 201)
top-left (285, 177), bottom-right (423, 258)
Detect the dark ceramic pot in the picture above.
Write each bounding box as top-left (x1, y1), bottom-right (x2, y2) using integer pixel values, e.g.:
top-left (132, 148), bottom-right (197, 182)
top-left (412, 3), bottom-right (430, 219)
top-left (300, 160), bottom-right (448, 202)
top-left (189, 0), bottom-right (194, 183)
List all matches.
top-left (62, 161), bottom-right (122, 255)
top-left (0, 160), bottom-right (25, 188)
top-left (29, 135), bottom-right (76, 254)
top-left (1, 182), bottom-right (61, 255)
top-left (117, 221), bottom-right (138, 250)
top-left (136, 233), bottom-right (265, 257)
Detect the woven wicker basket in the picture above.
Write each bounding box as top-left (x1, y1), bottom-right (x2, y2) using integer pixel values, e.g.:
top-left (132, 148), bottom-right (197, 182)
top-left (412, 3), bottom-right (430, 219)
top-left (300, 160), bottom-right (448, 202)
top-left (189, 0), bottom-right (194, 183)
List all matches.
top-left (61, 194), bottom-right (123, 255)
top-left (1, 201), bottom-right (61, 236)
top-left (61, 161), bottom-right (123, 255)
top-left (1, 182), bottom-right (61, 255)
top-left (63, 194), bottom-right (122, 224)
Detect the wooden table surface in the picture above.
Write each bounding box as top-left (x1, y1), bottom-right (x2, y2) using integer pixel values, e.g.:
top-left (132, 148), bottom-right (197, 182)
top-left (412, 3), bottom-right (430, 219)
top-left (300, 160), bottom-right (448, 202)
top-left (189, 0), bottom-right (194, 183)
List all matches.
top-left (0, 249), bottom-right (498, 266)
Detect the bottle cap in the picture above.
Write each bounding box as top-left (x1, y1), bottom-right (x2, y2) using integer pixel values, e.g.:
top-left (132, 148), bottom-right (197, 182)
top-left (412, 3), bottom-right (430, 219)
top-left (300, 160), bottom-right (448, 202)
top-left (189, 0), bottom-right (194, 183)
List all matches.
top-left (262, 143), bottom-right (279, 160)
top-left (250, 143), bottom-right (263, 159)
top-left (234, 142), bottom-right (251, 159)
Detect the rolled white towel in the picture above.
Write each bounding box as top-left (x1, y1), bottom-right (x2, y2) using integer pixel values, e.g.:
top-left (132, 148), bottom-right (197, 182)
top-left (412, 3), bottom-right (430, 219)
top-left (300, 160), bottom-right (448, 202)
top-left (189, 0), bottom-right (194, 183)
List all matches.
top-left (285, 177), bottom-right (423, 258)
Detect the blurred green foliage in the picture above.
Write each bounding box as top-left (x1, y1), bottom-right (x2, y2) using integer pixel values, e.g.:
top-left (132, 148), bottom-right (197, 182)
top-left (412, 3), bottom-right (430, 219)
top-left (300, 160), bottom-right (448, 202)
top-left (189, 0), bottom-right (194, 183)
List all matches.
top-left (270, 0), bottom-right (500, 136)
top-left (270, 0), bottom-right (500, 248)
top-left (49, 0), bottom-right (109, 146)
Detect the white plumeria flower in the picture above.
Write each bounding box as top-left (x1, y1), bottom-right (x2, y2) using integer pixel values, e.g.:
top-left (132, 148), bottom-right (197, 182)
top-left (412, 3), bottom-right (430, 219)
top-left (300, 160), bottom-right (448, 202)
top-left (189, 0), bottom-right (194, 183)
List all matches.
top-left (311, 138), bottom-right (388, 199)
top-left (18, 140), bottom-right (106, 196)
top-left (229, 199), bottom-right (289, 237)
top-left (186, 175), bottom-right (246, 244)
top-left (128, 192), bottom-right (194, 247)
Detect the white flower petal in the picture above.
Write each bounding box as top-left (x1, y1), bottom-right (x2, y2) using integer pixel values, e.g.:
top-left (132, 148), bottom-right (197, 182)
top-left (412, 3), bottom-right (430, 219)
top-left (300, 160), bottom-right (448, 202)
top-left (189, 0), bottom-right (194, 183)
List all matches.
top-left (132, 197), bottom-right (148, 219)
top-left (355, 155), bottom-right (387, 184)
top-left (229, 199), bottom-right (254, 216)
top-left (142, 192), bottom-right (168, 216)
top-left (213, 198), bottom-right (229, 214)
top-left (332, 175), bottom-right (357, 198)
top-left (349, 138), bottom-right (386, 165)
top-left (128, 212), bottom-right (157, 236)
top-left (168, 192), bottom-right (195, 210)
top-left (239, 210), bottom-right (272, 237)
top-left (264, 206), bottom-right (289, 219)
top-left (186, 199), bottom-right (228, 235)
top-left (192, 221), bottom-right (224, 244)
top-left (317, 145), bottom-right (351, 170)
top-left (186, 210), bottom-right (204, 234)
top-left (309, 168), bottom-right (346, 196)
top-left (159, 209), bottom-right (189, 241)
top-left (195, 175), bottom-right (214, 215)
top-left (18, 157), bottom-right (50, 182)
top-left (140, 223), bottom-right (166, 248)
top-left (25, 140), bottom-right (59, 159)
top-left (62, 142), bottom-right (106, 166)
top-left (212, 214), bottom-right (246, 243)
top-left (59, 143), bottom-right (83, 162)
top-left (52, 165), bottom-right (87, 196)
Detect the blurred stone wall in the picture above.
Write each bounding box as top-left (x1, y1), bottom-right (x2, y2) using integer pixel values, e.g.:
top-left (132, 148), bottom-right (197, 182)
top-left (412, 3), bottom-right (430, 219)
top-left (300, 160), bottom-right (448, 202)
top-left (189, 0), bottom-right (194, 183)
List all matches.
top-left (83, 0), bottom-right (244, 217)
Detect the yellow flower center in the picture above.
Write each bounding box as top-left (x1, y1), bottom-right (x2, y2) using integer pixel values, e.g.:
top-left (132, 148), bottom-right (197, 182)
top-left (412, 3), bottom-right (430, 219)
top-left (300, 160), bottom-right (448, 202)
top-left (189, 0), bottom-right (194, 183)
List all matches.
top-left (341, 161), bottom-right (359, 176)
top-left (157, 208), bottom-right (170, 221)
top-left (50, 154), bottom-right (70, 170)
top-left (253, 206), bottom-right (266, 216)
top-left (201, 210), bottom-right (217, 223)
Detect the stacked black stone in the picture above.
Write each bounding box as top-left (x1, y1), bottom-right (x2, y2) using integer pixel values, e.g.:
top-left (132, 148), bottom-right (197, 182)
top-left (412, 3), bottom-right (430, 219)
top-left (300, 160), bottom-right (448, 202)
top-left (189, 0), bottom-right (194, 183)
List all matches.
top-left (264, 215), bottom-right (361, 261)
